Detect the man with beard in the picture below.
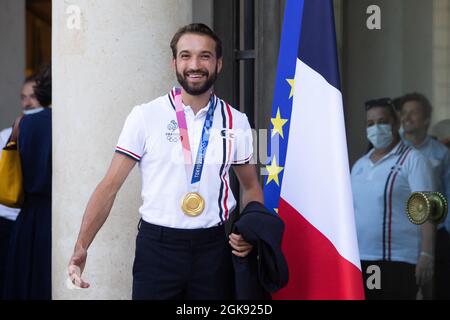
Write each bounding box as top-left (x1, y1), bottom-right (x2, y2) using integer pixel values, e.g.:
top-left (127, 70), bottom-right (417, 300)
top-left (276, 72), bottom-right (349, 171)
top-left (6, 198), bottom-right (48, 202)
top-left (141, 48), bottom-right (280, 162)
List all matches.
top-left (68, 23), bottom-right (263, 299)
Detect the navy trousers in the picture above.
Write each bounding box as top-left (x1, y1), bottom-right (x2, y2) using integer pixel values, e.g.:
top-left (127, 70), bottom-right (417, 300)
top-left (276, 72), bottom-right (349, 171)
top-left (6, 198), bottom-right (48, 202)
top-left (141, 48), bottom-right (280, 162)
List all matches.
top-left (132, 220), bottom-right (234, 300)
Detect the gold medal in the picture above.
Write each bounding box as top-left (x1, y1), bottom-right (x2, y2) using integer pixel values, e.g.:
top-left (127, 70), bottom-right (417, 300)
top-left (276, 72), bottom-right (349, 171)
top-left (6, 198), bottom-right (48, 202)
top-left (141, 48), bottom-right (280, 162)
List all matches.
top-left (407, 192), bottom-right (448, 225)
top-left (181, 192), bottom-right (205, 217)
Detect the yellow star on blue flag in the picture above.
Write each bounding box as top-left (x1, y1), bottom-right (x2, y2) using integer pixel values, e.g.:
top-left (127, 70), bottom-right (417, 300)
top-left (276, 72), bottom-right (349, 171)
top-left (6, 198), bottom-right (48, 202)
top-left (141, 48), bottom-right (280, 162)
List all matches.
top-left (265, 155), bottom-right (284, 186)
top-left (263, 0), bottom-right (303, 213)
top-left (271, 108), bottom-right (288, 139)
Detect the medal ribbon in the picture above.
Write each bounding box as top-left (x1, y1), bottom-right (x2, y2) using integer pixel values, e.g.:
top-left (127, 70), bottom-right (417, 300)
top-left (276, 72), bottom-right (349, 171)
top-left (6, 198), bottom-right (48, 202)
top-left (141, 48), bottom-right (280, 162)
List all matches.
top-left (174, 88), bottom-right (216, 192)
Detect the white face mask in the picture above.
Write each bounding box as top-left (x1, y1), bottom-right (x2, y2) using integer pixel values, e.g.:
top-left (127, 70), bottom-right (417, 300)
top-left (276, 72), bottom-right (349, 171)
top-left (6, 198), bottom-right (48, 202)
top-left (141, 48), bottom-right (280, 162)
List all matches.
top-left (367, 124), bottom-right (393, 149)
top-left (23, 107), bottom-right (44, 115)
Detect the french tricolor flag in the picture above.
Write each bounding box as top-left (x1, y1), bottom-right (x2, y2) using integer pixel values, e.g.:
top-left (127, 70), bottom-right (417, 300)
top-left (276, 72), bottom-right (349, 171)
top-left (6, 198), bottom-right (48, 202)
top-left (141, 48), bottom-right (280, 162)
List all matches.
top-left (264, 0), bottom-right (365, 299)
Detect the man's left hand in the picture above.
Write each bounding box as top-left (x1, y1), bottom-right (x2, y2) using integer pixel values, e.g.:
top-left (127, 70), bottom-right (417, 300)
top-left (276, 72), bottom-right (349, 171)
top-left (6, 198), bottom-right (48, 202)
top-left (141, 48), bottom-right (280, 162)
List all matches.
top-left (229, 233), bottom-right (253, 257)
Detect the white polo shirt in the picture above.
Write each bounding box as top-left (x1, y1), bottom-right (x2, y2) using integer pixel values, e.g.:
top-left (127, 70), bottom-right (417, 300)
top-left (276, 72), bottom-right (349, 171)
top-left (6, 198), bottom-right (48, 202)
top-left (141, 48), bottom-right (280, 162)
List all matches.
top-left (0, 127), bottom-right (20, 221)
top-left (351, 142), bottom-right (436, 264)
top-left (116, 88), bottom-right (253, 229)
top-left (405, 136), bottom-right (450, 231)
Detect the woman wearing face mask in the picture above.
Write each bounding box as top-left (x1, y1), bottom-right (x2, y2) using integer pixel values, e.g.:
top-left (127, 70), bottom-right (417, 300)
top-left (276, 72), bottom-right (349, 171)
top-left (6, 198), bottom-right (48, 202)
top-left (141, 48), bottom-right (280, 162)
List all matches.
top-left (351, 98), bottom-right (437, 300)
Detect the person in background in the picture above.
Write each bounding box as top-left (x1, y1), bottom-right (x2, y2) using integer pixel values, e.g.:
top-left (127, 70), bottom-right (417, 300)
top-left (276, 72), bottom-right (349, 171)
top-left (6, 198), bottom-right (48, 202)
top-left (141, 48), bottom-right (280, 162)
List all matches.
top-left (3, 65), bottom-right (52, 300)
top-left (398, 93), bottom-right (450, 299)
top-left (0, 75), bottom-right (41, 296)
top-left (352, 97), bottom-right (436, 300)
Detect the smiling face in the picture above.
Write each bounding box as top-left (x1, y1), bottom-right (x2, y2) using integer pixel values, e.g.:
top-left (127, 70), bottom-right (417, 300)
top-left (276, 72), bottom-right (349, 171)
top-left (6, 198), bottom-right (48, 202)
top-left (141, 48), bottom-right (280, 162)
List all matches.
top-left (400, 100), bottom-right (430, 134)
top-left (172, 33), bottom-right (222, 96)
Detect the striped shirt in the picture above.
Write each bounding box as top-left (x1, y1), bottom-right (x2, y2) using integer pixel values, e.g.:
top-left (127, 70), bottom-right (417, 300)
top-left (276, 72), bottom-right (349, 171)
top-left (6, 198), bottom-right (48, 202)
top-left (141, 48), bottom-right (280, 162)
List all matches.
top-left (115, 88), bottom-right (253, 229)
top-left (351, 142), bottom-right (436, 264)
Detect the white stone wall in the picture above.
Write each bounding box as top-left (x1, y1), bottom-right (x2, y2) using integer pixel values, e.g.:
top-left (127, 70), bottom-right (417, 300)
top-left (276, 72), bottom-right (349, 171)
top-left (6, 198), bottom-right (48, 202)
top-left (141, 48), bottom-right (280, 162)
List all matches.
top-left (193, 0), bottom-right (213, 27)
top-left (433, 0), bottom-right (450, 126)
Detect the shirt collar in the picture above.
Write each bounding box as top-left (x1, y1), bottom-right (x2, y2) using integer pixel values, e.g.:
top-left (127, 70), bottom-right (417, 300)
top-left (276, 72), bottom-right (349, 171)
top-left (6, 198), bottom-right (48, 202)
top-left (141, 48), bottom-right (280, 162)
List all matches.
top-left (365, 141), bottom-right (404, 164)
top-left (401, 135), bottom-right (432, 149)
top-left (170, 87), bottom-right (215, 117)
top-left (23, 107), bottom-right (45, 115)
top-left (414, 135), bottom-right (432, 150)
top-left (183, 104), bottom-right (210, 117)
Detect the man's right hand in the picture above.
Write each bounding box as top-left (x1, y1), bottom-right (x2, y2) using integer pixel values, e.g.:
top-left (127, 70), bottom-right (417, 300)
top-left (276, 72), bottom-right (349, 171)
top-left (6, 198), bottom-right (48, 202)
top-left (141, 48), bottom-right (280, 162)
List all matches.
top-left (68, 246), bottom-right (90, 288)
top-left (66, 153), bottom-right (137, 290)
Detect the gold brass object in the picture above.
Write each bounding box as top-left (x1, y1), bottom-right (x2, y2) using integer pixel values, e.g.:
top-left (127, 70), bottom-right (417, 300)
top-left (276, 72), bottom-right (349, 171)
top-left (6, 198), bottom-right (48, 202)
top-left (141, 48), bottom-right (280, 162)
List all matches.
top-left (181, 192), bottom-right (205, 217)
top-left (406, 192), bottom-right (448, 225)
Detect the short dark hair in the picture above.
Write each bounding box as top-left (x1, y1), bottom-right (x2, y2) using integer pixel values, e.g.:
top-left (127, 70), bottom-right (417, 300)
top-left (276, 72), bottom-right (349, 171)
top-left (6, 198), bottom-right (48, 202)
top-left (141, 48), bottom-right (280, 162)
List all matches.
top-left (365, 97), bottom-right (398, 124)
top-left (34, 64), bottom-right (52, 107)
top-left (398, 92), bottom-right (433, 119)
top-left (170, 23), bottom-right (222, 59)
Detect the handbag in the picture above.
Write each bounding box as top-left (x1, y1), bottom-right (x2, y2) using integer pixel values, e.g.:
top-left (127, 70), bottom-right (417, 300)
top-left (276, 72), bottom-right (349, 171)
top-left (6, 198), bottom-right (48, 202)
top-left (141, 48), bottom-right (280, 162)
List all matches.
top-left (0, 118), bottom-right (24, 208)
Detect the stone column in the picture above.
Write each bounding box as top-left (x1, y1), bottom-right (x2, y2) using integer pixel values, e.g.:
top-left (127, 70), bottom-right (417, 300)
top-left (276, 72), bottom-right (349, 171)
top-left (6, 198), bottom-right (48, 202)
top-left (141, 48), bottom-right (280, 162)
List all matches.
top-left (0, 0), bottom-right (25, 129)
top-left (52, 0), bottom-right (192, 299)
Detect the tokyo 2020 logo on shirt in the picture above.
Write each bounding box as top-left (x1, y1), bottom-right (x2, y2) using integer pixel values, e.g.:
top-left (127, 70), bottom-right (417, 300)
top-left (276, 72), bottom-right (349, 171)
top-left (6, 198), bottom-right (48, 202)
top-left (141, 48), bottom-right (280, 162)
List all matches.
top-left (166, 120), bottom-right (180, 142)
